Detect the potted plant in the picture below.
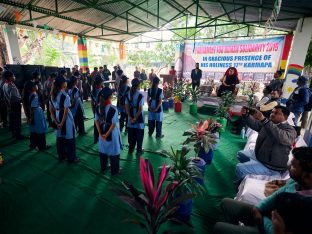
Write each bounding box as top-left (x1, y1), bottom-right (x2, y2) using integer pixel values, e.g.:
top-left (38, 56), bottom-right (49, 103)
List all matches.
top-left (163, 82), bottom-right (174, 109)
top-left (159, 146), bottom-right (205, 222)
top-left (187, 84), bottom-right (199, 115)
top-left (215, 91), bottom-right (234, 132)
top-left (173, 81), bottom-right (183, 113)
top-left (113, 157), bottom-right (192, 234)
top-left (183, 120), bottom-right (217, 164)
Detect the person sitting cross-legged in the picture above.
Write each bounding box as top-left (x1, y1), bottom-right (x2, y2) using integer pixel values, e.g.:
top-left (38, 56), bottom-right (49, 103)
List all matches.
top-left (236, 105), bottom-right (297, 181)
top-left (213, 147), bottom-right (312, 234)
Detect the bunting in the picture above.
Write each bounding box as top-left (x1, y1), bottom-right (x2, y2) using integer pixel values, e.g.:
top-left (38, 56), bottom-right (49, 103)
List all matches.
top-left (14, 11), bottom-right (21, 23)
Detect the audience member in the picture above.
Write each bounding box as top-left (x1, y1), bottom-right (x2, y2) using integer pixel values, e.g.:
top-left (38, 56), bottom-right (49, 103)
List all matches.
top-left (102, 65), bottom-right (111, 81)
top-left (236, 106), bottom-right (297, 180)
top-left (139, 69), bottom-right (147, 81)
top-left (134, 66), bottom-right (140, 79)
top-left (0, 67), bottom-right (8, 128)
top-left (287, 76), bottom-right (310, 126)
top-left (213, 147), bottom-right (312, 234)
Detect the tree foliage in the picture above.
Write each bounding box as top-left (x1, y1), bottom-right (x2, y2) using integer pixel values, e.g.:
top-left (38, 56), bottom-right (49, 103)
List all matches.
top-left (304, 38), bottom-right (312, 67)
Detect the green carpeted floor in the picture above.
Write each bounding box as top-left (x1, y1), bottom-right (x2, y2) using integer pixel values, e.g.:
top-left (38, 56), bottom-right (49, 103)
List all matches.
top-left (0, 101), bottom-right (246, 234)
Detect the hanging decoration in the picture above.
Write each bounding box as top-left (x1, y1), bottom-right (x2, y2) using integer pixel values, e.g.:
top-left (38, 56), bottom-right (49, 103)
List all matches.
top-left (73, 35), bottom-right (78, 44)
top-left (52, 28), bottom-right (59, 36)
top-left (39, 31), bottom-right (44, 38)
top-left (14, 11), bottom-right (21, 23)
top-left (264, 0), bottom-right (283, 35)
top-left (12, 29), bottom-right (16, 35)
top-left (43, 24), bottom-right (49, 37)
top-left (3, 27), bottom-right (8, 34)
top-left (32, 20), bottom-right (38, 28)
top-left (62, 32), bottom-right (67, 40)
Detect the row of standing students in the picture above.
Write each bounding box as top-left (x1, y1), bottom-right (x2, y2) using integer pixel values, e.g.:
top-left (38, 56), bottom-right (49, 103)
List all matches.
top-left (90, 75), bottom-right (164, 175)
top-left (1, 69), bottom-right (164, 176)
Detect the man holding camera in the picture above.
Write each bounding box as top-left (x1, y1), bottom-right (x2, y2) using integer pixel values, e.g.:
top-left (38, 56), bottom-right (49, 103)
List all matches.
top-left (236, 105), bottom-right (297, 181)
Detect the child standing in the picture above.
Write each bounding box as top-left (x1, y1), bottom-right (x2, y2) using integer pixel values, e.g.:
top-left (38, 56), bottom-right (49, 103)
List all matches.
top-left (117, 75), bottom-right (130, 133)
top-left (28, 82), bottom-right (51, 150)
top-left (50, 76), bottom-right (79, 163)
top-left (2, 70), bottom-right (25, 140)
top-left (125, 78), bottom-right (145, 155)
top-left (147, 77), bottom-right (164, 138)
top-left (43, 73), bottom-right (56, 127)
top-left (68, 76), bottom-right (86, 136)
top-left (95, 87), bottom-right (122, 175)
top-left (91, 75), bottom-right (104, 143)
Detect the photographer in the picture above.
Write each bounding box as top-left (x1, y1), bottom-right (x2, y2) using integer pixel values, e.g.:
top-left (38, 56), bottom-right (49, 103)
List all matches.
top-left (236, 105), bottom-right (296, 180)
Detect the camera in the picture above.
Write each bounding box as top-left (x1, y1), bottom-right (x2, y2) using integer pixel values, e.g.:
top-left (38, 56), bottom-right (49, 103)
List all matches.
top-left (242, 106), bottom-right (256, 116)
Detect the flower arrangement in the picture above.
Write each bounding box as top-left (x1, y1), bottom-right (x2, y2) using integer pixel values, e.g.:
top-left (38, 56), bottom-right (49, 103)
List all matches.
top-left (183, 120), bottom-right (217, 154)
top-left (113, 157), bottom-right (192, 234)
top-left (163, 82), bottom-right (173, 99)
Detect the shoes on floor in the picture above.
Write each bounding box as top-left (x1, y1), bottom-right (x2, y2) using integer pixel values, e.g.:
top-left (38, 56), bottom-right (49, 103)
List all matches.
top-left (156, 134), bottom-right (164, 139)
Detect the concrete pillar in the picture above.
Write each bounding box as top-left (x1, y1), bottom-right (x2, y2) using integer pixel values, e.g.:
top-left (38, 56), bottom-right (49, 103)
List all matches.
top-left (3, 25), bottom-right (22, 64)
top-left (282, 17), bottom-right (312, 98)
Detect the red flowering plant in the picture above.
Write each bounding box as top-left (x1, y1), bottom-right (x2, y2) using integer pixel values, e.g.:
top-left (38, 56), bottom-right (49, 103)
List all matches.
top-left (183, 119), bottom-right (218, 154)
top-left (113, 157), bottom-right (192, 234)
top-left (162, 82), bottom-right (173, 99)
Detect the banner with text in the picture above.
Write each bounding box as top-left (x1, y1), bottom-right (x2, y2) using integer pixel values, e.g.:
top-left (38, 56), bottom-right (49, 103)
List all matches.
top-left (177, 36), bottom-right (285, 81)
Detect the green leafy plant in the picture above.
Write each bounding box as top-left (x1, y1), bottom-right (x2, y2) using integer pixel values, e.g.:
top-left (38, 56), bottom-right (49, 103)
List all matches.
top-left (183, 120), bottom-right (217, 154)
top-left (140, 80), bottom-right (152, 90)
top-left (216, 91), bottom-right (234, 118)
top-left (159, 146), bottom-right (204, 196)
top-left (187, 84), bottom-right (199, 103)
top-left (113, 157), bottom-right (192, 234)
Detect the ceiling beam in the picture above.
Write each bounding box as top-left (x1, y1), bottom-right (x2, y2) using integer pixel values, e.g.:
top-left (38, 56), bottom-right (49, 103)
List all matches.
top-left (0, 16), bottom-right (121, 42)
top-left (0, 0), bottom-right (129, 34)
top-left (69, 0), bottom-right (157, 31)
top-left (126, 33), bottom-right (288, 44)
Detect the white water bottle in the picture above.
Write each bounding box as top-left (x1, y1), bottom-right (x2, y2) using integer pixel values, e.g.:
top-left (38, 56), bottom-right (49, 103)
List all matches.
top-left (241, 127), bottom-right (246, 139)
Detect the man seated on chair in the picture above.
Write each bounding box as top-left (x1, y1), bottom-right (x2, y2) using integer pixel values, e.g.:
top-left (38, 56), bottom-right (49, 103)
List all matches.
top-left (236, 105), bottom-right (297, 181)
top-left (213, 147), bottom-right (312, 234)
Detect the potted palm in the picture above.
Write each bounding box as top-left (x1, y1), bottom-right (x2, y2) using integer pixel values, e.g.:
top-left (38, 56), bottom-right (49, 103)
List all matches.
top-left (187, 84), bottom-right (199, 115)
top-left (159, 146), bottom-right (205, 222)
top-left (183, 120), bottom-right (217, 164)
top-left (216, 91), bottom-right (234, 132)
top-left (113, 157), bottom-right (192, 234)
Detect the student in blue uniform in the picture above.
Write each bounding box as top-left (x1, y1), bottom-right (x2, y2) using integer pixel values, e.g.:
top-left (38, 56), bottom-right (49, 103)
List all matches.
top-left (28, 82), bottom-right (51, 150)
top-left (68, 76), bottom-right (86, 136)
top-left (91, 75), bottom-right (104, 143)
top-left (49, 76), bottom-right (79, 163)
top-left (125, 78), bottom-right (145, 155)
top-left (147, 77), bottom-right (164, 138)
top-left (95, 87), bottom-right (122, 175)
top-left (117, 75), bottom-right (130, 133)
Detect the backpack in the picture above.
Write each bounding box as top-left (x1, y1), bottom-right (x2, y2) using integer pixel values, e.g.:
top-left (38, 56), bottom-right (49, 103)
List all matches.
top-left (304, 88), bottom-right (312, 111)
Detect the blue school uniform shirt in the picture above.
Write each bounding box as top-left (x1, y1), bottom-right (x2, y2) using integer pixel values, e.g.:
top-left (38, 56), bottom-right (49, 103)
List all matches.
top-left (95, 104), bottom-right (122, 155)
top-left (117, 84), bottom-right (130, 113)
top-left (147, 88), bottom-right (164, 122)
top-left (29, 92), bottom-right (47, 134)
top-left (68, 86), bottom-right (84, 116)
top-left (125, 90), bottom-right (145, 129)
top-left (52, 90), bottom-right (75, 139)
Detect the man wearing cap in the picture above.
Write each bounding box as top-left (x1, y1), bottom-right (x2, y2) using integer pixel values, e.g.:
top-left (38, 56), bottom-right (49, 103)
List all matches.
top-left (286, 76), bottom-right (310, 126)
top-left (3, 70), bottom-right (25, 139)
top-left (91, 75), bottom-right (104, 143)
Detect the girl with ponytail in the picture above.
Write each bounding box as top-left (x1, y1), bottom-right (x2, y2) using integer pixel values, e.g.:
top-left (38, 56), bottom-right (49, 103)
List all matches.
top-left (147, 77), bottom-right (164, 138)
top-left (125, 78), bottom-right (145, 155)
